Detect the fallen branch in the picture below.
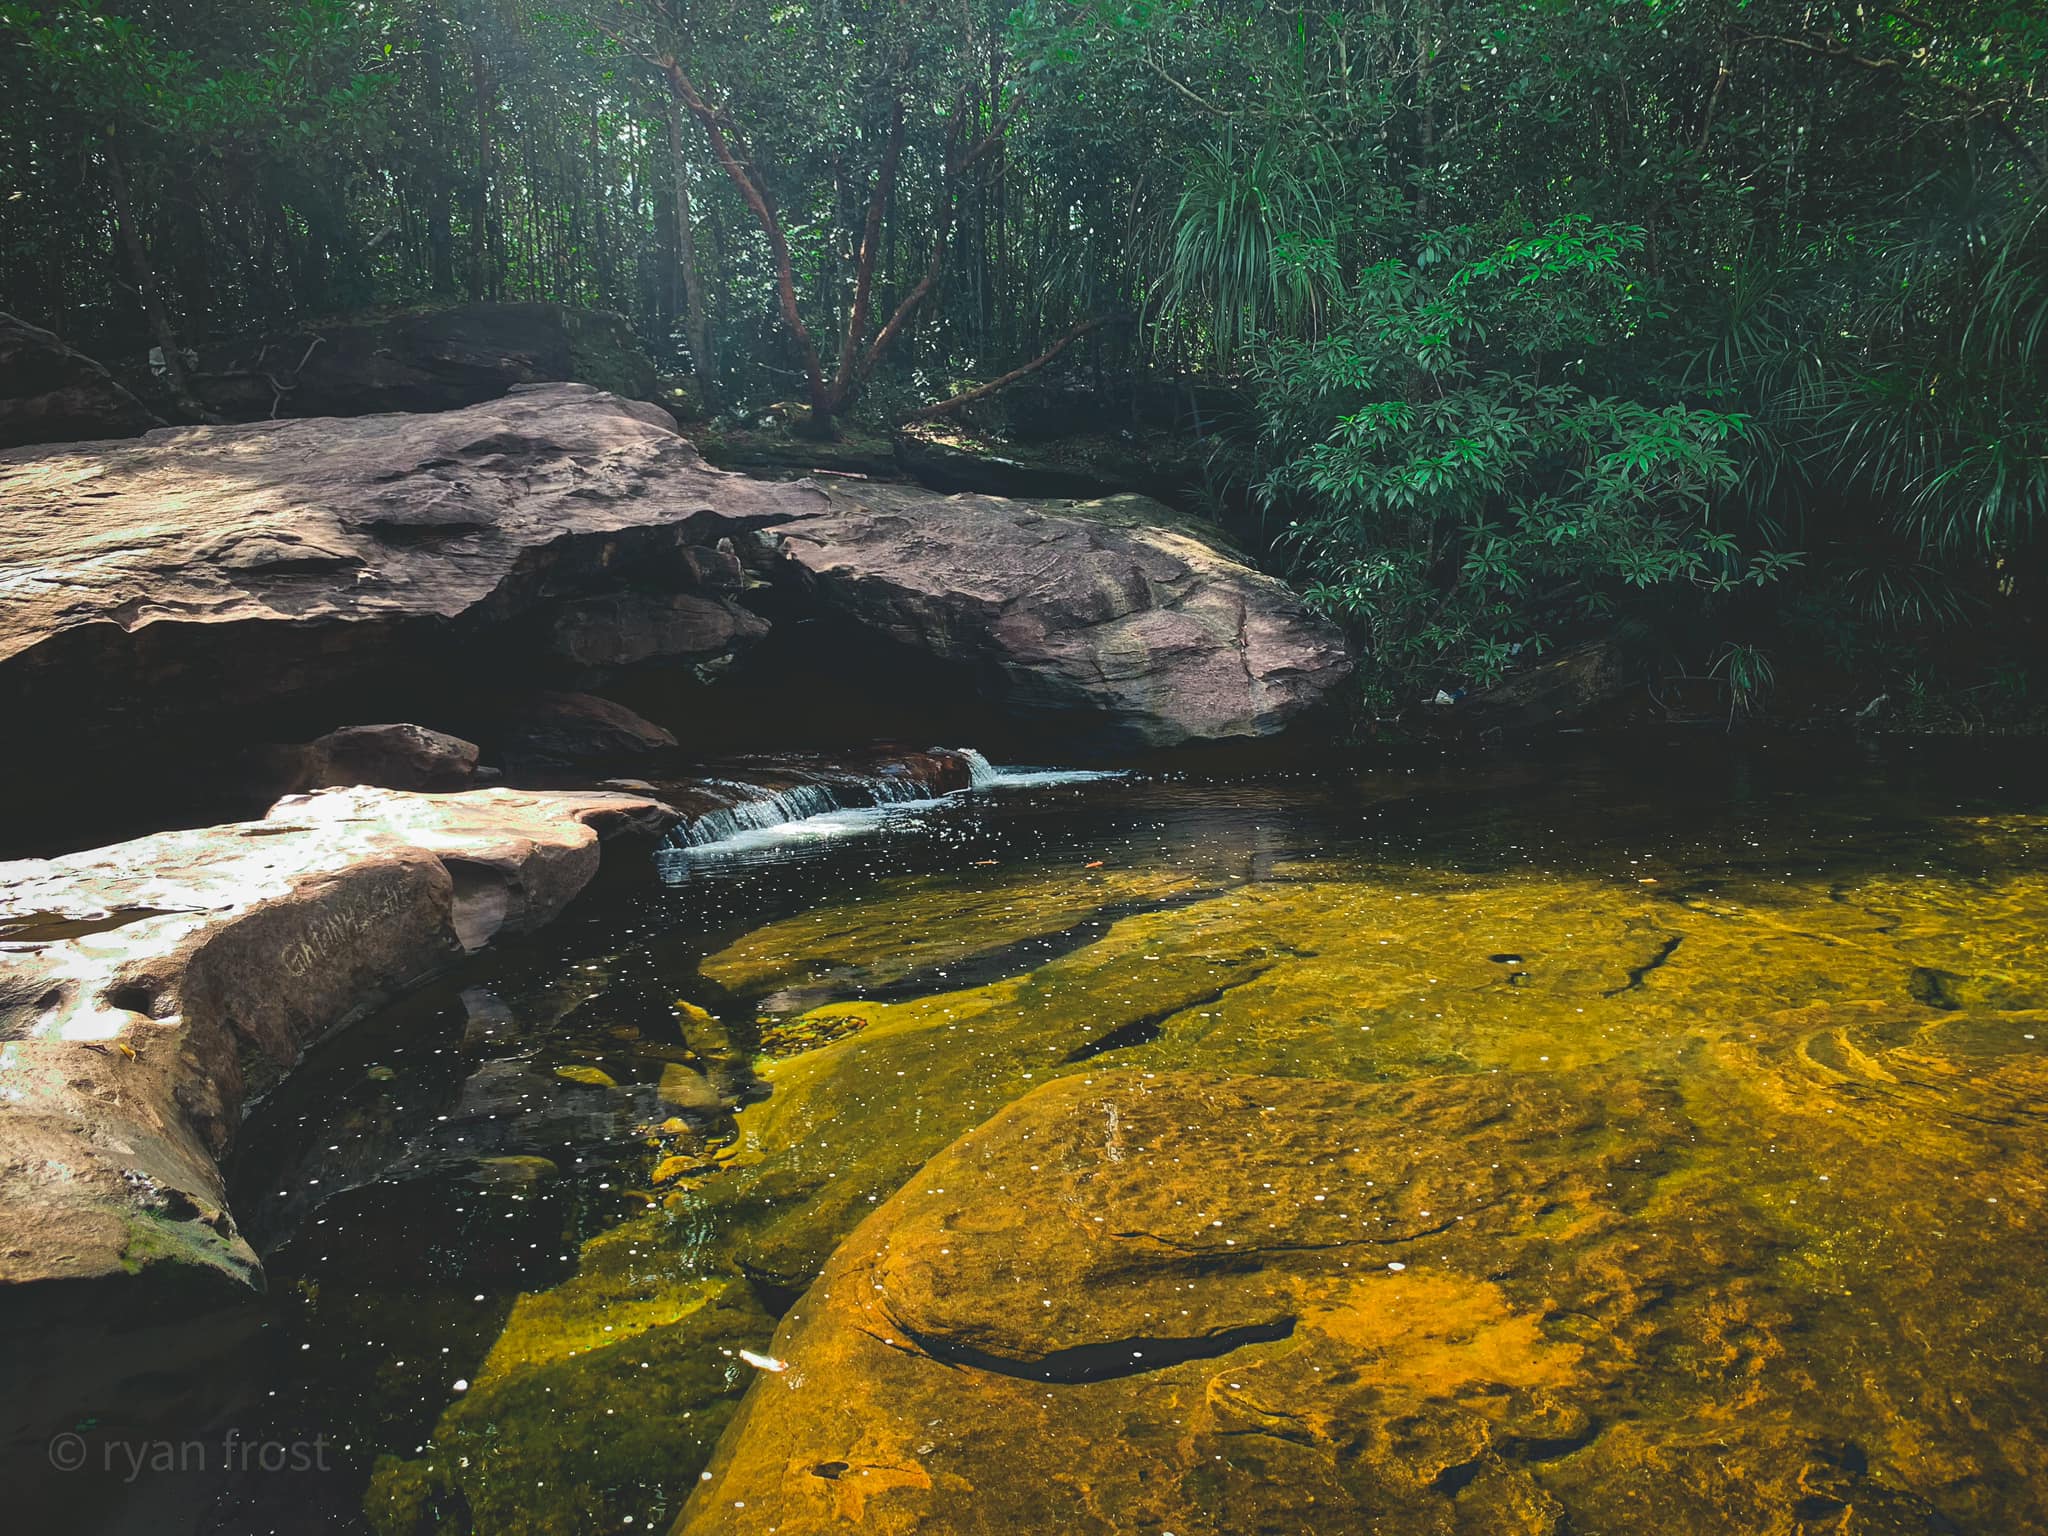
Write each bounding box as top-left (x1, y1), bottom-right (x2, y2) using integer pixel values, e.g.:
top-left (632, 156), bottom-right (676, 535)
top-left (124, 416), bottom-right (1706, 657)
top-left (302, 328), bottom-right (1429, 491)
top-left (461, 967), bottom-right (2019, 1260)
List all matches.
top-left (909, 317), bottom-right (1127, 420)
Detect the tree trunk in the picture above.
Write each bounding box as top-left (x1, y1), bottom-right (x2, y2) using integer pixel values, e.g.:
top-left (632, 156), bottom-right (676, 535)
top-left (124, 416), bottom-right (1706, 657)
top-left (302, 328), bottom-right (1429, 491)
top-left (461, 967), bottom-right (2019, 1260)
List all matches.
top-left (666, 103), bottom-right (716, 406)
top-left (423, 11), bottom-right (456, 293)
top-left (1415, 0), bottom-right (1436, 222)
top-left (911, 316), bottom-right (1121, 419)
top-left (104, 139), bottom-right (219, 423)
top-left (655, 60), bottom-right (831, 428)
top-left (470, 43), bottom-right (496, 302)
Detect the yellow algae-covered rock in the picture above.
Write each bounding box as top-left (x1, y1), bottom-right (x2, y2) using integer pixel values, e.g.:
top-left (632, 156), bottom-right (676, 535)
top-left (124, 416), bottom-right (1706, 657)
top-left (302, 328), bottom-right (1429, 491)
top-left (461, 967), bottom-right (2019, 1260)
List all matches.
top-left (658, 1060), bottom-right (730, 1115)
top-left (677, 1070), bottom-right (1659, 1535)
top-left (698, 863), bottom-right (1222, 1004)
top-left (682, 1062), bottom-right (2048, 1535)
top-left (364, 1212), bottom-right (774, 1536)
top-left (696, 863), bottom-right (1932, 1292)
top-left (551, 1064), bottom-right (619, 1089)
top-left (352, 820), bottom-right (2048, 1536)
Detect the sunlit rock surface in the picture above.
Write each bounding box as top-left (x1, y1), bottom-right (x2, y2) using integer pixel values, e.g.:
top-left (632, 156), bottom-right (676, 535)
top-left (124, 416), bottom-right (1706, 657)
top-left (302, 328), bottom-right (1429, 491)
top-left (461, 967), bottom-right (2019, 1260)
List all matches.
top-left (681, 1070), bottom-right (1662, 1534)
top-left (675, 868), bottom-right (2048, 1536)
top-left (685, 1029), bottom-right (2048, 1533)
top-left (0, 785), bottom-right (673, 1305)
top-left (0, 383), bottom-right (1350, 762)
top-left (756, 485), bottom-right (1350, 745)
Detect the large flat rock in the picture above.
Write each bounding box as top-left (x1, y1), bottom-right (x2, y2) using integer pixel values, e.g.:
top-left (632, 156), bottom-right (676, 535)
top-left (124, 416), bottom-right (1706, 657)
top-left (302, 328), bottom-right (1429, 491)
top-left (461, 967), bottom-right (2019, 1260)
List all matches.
top-left (680, 1060), bottom-right (2042, 1535)
top-left (0, 785), bottom-right (673, 1307)
top-left (0, 384), bottom-right (1349, 771)
top-left (680, 1069), bottom-right (1670, 1535)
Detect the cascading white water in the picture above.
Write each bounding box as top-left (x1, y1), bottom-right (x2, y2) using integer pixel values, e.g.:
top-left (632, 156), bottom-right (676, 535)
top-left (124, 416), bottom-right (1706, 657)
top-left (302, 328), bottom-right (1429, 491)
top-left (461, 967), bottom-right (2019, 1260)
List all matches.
top-left (657, 748), bottom-right (1126, 864)
top-left (946, 748), bottom-right (1125, 792)
top-left (669, 781), bottom-right (843, 847)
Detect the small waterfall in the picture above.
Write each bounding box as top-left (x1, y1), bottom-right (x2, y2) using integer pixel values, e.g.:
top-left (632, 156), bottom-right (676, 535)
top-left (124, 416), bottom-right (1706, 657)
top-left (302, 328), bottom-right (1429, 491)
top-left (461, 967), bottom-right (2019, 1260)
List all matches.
top-left (947, 748), bottom-right (1125, 792)
top-left (659, 751), bottom-right (974, 855)
top-left (668, 780), bottom-right (843, 847)
top-left (654, 747), bottom-right (1127, 865)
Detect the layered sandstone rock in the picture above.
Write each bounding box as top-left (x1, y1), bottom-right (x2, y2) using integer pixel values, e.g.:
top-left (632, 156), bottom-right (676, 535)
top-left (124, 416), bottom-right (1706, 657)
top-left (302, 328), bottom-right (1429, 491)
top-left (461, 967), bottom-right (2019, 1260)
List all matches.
top-left (0, 384), bottom-right (1350, 769)
top-left (0, 785), bottom-right (673, 1307)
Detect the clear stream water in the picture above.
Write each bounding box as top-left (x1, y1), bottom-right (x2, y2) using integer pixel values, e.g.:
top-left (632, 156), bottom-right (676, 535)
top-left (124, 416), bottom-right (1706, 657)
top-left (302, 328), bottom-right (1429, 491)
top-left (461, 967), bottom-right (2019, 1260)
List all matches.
top-left (20, 738), bottom-right (2048, 1535)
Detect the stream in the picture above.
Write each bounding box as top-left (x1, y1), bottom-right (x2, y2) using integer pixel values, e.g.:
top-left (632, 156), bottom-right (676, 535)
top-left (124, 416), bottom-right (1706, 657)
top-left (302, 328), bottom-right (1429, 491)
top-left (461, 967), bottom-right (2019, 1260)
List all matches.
top-left (37, 737), bottom-right (2048, 1535)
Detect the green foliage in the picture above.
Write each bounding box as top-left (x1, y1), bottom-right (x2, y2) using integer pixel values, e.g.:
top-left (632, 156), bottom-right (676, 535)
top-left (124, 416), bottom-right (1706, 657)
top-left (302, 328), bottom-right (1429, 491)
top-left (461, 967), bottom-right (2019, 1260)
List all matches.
top-left (1251, 219), bottom-right (1795, 709)
top-left (1159, 129), bottom-right (1341, 363)
top-left (3, 0), bottom-right (2046, 724)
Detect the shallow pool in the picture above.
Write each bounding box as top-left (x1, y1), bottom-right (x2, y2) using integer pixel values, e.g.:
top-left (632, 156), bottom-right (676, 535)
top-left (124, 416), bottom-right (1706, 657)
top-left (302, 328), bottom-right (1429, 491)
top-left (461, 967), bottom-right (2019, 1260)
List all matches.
top-left (37, 737), bottom-right (2048, 1535)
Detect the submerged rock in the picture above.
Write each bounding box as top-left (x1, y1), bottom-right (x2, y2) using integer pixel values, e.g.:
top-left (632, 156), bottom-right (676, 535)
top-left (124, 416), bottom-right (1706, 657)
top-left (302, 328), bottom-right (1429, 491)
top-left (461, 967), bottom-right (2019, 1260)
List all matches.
top-left (684, 1050), bottom-right (2048, 1535)
top-left (0, 785), bottom-right (674, 1309)
top-left (681, 1069), bottom-right (1662, 1534)
top-left (377, 816), bottom-right (2048, 1535)
top-left (362, 1216), bottom-right (770, 1536)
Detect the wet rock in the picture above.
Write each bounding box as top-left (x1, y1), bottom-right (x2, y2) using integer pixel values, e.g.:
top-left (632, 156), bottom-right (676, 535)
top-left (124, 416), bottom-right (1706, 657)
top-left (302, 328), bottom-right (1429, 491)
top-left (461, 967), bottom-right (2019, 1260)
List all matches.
top-left (700, 865), bottom-right (1219, 1005)
top-left (657, 1062), bottom-right (730, 1117)
top-left (471, 1156), bottom-right (558, 1188)
top-left (379, 818), bottom-right (2048, 1535)
top-left (680, 1070), bottom-right (1671, 1535)
top-left (363, 1218), bottom-right (770, 1536)
top-left (0, 312), bottom-right (163, 448)
top-left (551, 1065), bottom-right (619, 1089)
top-left (682, 1053), bottom-right (2037, 1535)
top-left (0, 785), bottom-right (675, 1309)
top-left (183, 302), bottom-right (658, 422)
top-left (274, 722), bottom-right (481, 793)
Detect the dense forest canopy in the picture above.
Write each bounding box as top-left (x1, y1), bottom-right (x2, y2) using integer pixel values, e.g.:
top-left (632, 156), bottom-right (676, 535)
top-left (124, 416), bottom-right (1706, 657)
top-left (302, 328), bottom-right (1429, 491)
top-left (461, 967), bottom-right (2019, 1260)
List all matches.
top-left (4, 0), bottom-right (2044, 721)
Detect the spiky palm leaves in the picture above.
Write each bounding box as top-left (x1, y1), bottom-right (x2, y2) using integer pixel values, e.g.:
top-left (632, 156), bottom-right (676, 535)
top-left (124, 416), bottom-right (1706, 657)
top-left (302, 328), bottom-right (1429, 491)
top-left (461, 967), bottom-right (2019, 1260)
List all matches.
top-left (1157, 131), bottom-right (1340, 365)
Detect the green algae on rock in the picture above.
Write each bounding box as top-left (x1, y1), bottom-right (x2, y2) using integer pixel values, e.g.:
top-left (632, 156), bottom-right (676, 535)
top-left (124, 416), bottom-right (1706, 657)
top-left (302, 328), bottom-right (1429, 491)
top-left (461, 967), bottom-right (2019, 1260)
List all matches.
top-left (363, 1213), bottom-right (774, 1536)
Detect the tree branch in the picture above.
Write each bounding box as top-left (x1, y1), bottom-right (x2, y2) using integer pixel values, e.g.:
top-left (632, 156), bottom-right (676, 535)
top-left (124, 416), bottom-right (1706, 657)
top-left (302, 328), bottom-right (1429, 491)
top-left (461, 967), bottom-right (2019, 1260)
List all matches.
top-left (909, 316), bottom-right (1126, 419)
top-left (1731, 27), bottom-right (2042, 188)
top-left (653, 55), bottom-right (828, 411)
top-left (831, 99), bottom-right (906, 401)
top-left (1142, 53), bottom-right (1231, 117)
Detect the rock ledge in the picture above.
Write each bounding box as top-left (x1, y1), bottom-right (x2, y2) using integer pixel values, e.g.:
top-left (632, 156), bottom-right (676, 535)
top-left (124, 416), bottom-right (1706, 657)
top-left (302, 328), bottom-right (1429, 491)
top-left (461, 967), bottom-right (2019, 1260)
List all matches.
top-left (0, 785), bottom-right (674, 1306)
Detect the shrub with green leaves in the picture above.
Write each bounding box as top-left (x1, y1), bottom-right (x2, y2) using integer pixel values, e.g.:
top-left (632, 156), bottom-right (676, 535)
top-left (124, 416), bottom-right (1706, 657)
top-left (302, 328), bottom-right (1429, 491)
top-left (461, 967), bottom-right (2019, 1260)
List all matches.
top-left (1247, 219), bottom-right (1800, 712)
